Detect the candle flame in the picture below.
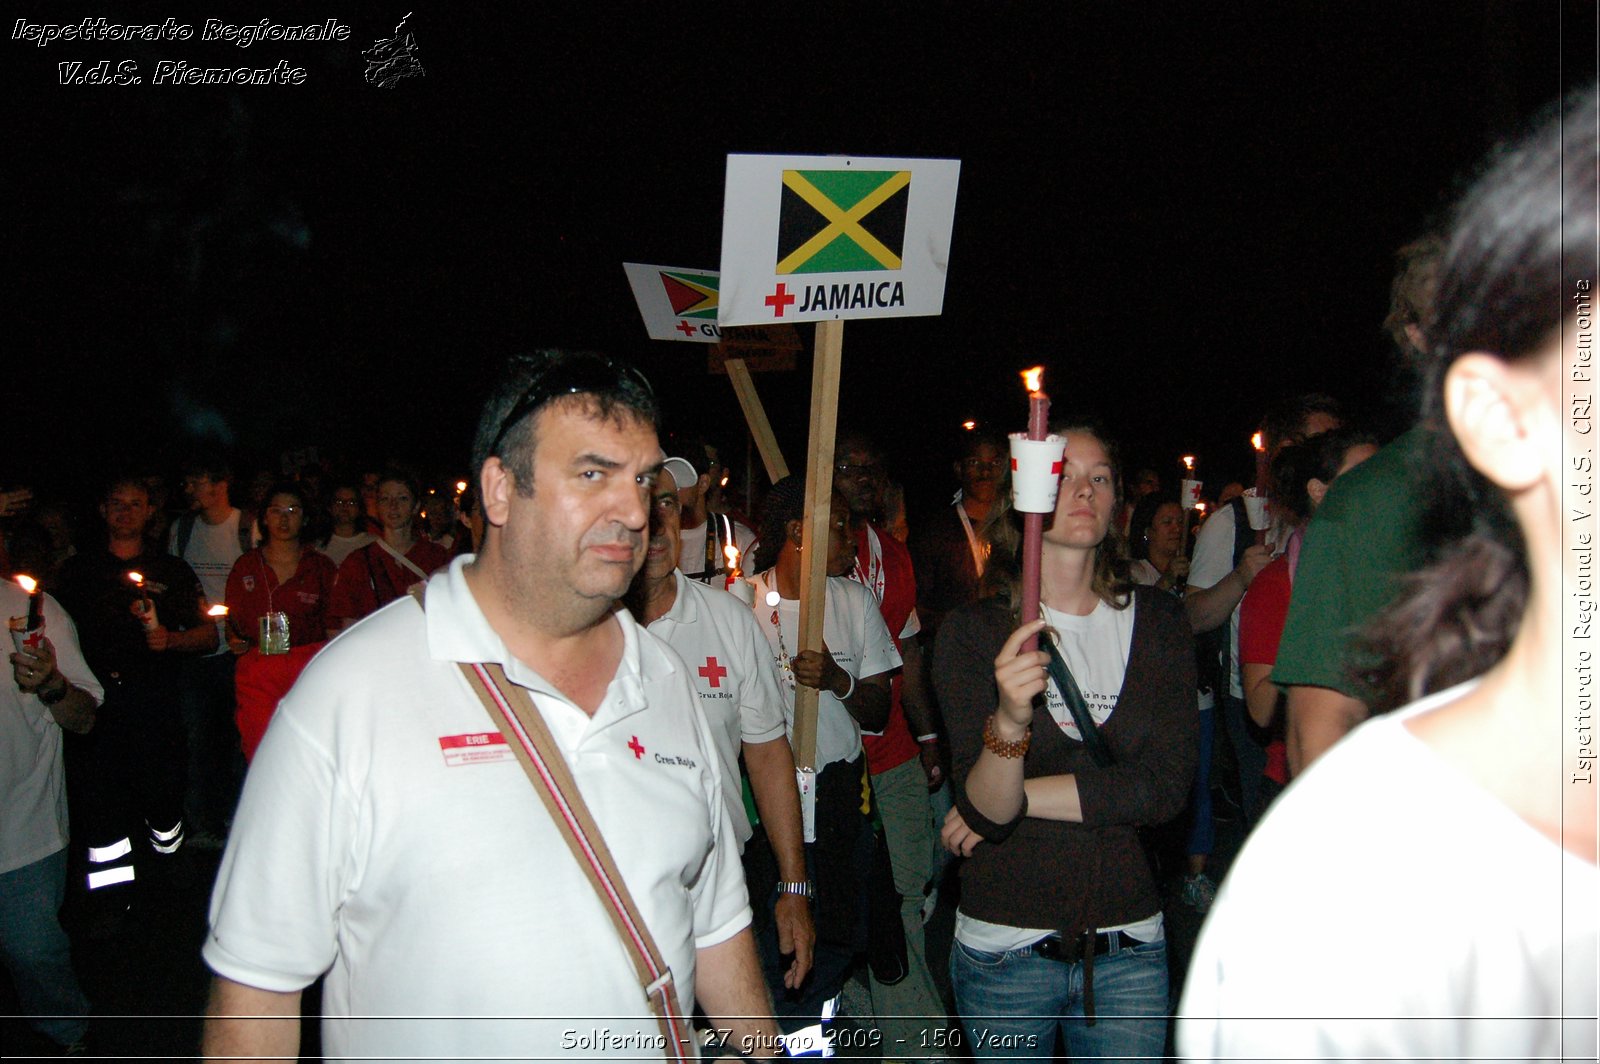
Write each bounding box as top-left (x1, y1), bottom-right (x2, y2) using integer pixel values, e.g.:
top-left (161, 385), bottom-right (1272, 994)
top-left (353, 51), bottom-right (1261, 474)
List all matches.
top-left (455, 480), bottom-right (468, 494)
top-left (1195, 501), bottom-right (1208, 513)
top-left (15, 575), bottom-right (38, 594)
top-left (1251, 431), bottom-right (1265, 453)
top-left (724, 544), bottom-right (740, 568)
top-left (208, 605), bottom-right (229, 618)
top-left (962, 420), bottom-right (977, 431)
top-left (1182, 455), bottom-right (1195, 472)
top-left (128, 572), bottom-right (145, 587)
top-left (1020, 366), bottom-right (1045, 394)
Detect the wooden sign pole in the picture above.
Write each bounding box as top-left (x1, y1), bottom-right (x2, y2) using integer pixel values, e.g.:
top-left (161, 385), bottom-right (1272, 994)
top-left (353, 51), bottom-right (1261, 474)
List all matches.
top-left (724, 358), bottom-right (790, 483)
top-left (792, 319), bottom-right (844, 772)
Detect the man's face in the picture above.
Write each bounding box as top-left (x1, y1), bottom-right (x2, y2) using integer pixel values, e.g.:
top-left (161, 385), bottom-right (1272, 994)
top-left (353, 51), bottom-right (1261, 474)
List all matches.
top-left (330, 488), bottom-right (362, 527)
top-left (102, 484), bottom-right (153, 539)
top-left (642, 483), bottom-right (683, 584)
top-left (833, 445), bottom-right (885, 519)
top-left (957, 442), bottom-right (1003, 504)
top-left (497, 399), bottom-right (660, 609)
top-left (182, 473), bottom-right (227, 511)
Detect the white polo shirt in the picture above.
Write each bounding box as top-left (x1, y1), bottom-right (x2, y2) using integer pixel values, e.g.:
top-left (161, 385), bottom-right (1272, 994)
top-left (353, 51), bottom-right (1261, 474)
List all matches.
top-left (747, 572), bottom-right (900, 771)
top-left (641, 570), bottom-right (787, 849)
top-left (204, 556), bottom-right (750, 1062)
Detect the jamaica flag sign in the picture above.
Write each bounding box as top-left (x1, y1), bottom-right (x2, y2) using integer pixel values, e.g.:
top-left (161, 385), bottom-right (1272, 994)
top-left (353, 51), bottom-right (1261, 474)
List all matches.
top-left (718, 154), bottom-right (960, 326)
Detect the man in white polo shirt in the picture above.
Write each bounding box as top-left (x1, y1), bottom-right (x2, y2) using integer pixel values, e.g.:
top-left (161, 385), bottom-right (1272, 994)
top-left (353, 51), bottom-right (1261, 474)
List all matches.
top-left (626, 459), bottom-right (815, 994)
top-left (201, 351), bottom-right (779, 1062)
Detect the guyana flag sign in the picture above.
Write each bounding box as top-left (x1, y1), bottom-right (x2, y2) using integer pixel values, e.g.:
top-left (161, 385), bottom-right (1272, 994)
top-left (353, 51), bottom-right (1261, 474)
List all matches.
top-left (718, 154), bottom-right (960, 327)
top-left (622, 262), bottom-right (723, 344)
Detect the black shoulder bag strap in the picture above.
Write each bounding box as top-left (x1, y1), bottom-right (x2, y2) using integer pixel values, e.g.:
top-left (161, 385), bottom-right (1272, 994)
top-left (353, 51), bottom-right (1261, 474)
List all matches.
top-left (1041, 637), bottom-right (1113, 768)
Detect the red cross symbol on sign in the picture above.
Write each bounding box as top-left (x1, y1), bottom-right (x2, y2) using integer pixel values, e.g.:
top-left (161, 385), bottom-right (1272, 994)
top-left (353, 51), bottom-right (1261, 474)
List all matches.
top-left (698, 657), bottom-right (728, 688)
top-left (675, 320), bottom-right (697, 338)
top-left (764, 283), bottom-right (796, 317)
top-left (628, 735), bottom-right (645, 759)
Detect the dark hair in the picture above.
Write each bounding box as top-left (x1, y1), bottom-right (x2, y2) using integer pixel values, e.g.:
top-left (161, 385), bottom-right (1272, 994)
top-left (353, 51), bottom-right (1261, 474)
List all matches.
top-left (751, 474), bottom-right (809, 575)
top-left (1359, 85), bottom-right (1598, 710)
top-left (180, 452), bottom-right (233, 485)
top-left (957, 429), bottom-right (1007, 462)
top-left (1384, 233), bottom-right (1447, 355)
top-left (980, 421), bottom-right (1134, 613)
top-left (375, 467), bottom-right (422, 505)
top-left (256, 481), bottom-right (309, 542)
top-left (1269, 427), bottom-right (1380, 525)
top-left (469, 350), bottom-right (660, 497)
top-left (1126, 492), bottom-right (1182, 563)
top-left (1261, 393), bottom-right (1344, 453)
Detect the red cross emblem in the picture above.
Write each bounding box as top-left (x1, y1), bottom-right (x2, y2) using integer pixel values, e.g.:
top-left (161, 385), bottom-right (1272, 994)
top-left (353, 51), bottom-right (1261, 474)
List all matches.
top-left (628, 735), bottom-right (645, 759)
top-left (764, 283), bottom-right (796, 318)
top-left (1051, 461), bottom-right (1063, 475)
top-left (675, 320), bottom-right (697, 337)
top-left (698, 656), bottom-right (728, 688)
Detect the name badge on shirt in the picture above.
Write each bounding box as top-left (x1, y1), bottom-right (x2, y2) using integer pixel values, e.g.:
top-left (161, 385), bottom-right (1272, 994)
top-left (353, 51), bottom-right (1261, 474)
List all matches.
top-left (438, 731), bottom-right (512, 767)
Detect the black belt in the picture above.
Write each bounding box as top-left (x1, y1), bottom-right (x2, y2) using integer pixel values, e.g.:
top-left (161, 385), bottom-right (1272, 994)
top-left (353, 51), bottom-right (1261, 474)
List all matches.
top-left (1033, 929), bottom-right (1141, 963)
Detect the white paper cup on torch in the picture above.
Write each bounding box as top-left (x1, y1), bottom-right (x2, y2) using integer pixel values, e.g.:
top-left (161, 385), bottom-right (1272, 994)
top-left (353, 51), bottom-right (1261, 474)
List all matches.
top-left (9, 617), bottom-right (44, 656)
top-left (1180, 478), bottom-right (1204, 511)
top-left (1008, 433), bottom-right (1068, 513)
top-left (1242, 488), bottom-right (1271, 531)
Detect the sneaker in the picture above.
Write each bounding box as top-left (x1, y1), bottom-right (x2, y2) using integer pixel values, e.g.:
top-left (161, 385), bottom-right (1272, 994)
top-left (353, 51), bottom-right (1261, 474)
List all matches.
top-left (1181, 872), bottom-right (1218, 914)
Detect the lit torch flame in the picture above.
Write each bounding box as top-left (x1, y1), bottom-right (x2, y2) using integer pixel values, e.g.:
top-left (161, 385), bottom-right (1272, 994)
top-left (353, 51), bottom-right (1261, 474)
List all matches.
top-left (1020, 366), bottom-right (1045, 394)
top-left (455, 481), bottom-right (468, 494)
top-left (1182, 455), bottom-right (1195, 472)
top-left (128, 572), bottom-right (145, 589)
top-left (16, 575), bottom-right (38, 594)
top-left (723, 544), bottom-right (740, 575)
top-left (1251, 432), bottom-right (1265, 453)
top-left (207, 605), bottom-right (228, 618)
top-left (962, 420), bottom-right (977, 431)
top-left (1195, 501), bottom-right (1208, 513)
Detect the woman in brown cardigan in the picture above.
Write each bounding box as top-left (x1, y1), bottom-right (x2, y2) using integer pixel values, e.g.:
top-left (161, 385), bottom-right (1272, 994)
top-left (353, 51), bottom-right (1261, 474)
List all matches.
top-left (933, 424), bottom-right (1196, 1060)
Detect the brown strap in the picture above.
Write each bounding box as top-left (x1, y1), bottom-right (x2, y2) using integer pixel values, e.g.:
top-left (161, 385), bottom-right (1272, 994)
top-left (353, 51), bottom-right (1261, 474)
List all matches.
top-left (408, 587), bottom-right (691, 1060)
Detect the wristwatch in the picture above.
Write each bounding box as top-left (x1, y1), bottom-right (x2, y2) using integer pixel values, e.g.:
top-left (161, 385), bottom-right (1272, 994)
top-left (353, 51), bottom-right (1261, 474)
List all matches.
top-left (39, 676), bottom-right (70, 706)
top-left (776, 880), bottom-right (813, 898)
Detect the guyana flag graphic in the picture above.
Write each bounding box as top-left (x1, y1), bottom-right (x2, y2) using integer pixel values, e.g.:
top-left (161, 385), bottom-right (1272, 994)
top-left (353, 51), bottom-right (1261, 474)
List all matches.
top-left (659, 271), bottom-right (719, 319)
top-left (776, 169), bottom-right (910, 275)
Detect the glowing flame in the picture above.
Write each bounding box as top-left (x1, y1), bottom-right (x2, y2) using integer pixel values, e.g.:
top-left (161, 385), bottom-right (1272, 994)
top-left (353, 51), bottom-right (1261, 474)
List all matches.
top-left (1020, 366), bottom-right (1045, 394)
top-left (1251, 431), bottom-right (1265, 453)
top-left (128, 572), bottom-right (145, 588)
top-left (455, 481), bottom-right (468, 494)
top-left (15, 575), bottom-right (38, 594)
top-left (720, 474), bottom-right (729, 488)
top-left (1182, 455), bottom-right (1195, 472)
top-left (1195, 501), bottom-right (1208, 513)
top-left (207, 605), bottom-right (229, 618)
top-left (724, 544), bottom-right (740, 569)
top-left (962, 420), bottom-right (977, 431)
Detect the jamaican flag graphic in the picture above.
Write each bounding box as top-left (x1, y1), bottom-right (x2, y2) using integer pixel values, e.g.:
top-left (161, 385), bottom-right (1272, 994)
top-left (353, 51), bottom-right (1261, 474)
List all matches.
top-left (776, 169), bottom-right (909, 275)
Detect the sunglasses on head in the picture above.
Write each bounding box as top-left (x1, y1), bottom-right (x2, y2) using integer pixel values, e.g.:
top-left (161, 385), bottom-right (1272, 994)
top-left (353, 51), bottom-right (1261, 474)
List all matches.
top-left (486, 355), bottom-right (654, 460)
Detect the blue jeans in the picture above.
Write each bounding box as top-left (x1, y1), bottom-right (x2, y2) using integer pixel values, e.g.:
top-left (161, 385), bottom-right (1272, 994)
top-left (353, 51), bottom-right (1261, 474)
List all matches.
top-left (0, 848), bottom-right (90, 1045)
top-left (950, 932), bottom-right (1167, 1061)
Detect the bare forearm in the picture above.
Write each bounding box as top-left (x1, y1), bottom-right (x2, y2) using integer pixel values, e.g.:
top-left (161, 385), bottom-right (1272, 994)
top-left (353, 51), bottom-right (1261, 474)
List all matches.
top-left (1020, 774), bottom-right (1083, 821)
top-left (201, 976), bottom-right (301, 1061)
top-left (1185, 572), bottom-right (1245, 634)
top-left (743, 738), bottom-right (806, 882)
top-left (1286, 685), bottom-right (1369, 777)
top-left (46, 682), bottom-right (97, 734)
top-left (1241, 663), bottom-right (1280, 729)
top-left (961, 722), bottom-right (1028, 826)
top-left (897, 638), bottom-right (938, 739)
top-left (167, 624), bottom-right (221, 655)
top-left (695, 929), bottom-right (781, 1059)
top-left (840, 673), bottom-right (890, 733)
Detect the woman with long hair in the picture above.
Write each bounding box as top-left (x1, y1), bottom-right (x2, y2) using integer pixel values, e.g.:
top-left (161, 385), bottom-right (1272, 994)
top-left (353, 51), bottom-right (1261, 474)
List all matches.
top-left (935, 423), bottom-right (1196, 1059)
top-left (1181, 86), bottom-right (1598, 1058)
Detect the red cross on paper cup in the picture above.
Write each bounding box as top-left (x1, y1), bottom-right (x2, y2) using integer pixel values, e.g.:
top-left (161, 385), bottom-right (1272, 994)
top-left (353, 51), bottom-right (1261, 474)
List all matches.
top-left (1008, 432), bottom-right (1069, 514)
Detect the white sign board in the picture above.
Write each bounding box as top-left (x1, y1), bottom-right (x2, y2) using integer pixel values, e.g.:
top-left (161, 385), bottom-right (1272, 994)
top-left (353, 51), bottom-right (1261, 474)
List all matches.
top-left (717, 154), bottom-right (960, 327)
top-left (622, 262), bottom-right (724, 344)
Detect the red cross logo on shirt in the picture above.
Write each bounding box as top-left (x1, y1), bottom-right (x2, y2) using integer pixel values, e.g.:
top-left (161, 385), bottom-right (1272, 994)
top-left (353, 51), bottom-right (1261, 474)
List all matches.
top-left (764, 283), bottom-right (797, 317)
top-left (628, 736), bottom-right (645, 759)
top-left (698, 657), bottom-right (728, 688)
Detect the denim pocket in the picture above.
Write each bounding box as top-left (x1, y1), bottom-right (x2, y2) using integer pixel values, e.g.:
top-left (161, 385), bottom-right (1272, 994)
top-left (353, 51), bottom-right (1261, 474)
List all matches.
top-left (952, 938), bottom-right (1014, 970)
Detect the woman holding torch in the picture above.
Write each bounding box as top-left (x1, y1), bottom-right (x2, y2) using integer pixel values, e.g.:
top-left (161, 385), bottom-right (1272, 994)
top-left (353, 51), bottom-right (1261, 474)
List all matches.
top-left (934, 423), bottom-right (1196, 1059)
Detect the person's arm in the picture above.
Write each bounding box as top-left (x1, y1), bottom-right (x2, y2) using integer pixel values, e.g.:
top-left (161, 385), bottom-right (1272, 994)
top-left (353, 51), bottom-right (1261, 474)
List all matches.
top-left (11, 636), bottom-right (96, 734)
top-left (741, 735), bottom-right (814, 989)
top-left (789, 650), bottom-right (891, 732)
top-left (1185, 544), bottom-right (1273, 633)
top-left (897, 637), bottom-right (945, 788)
top-left (1286, 684), bottom-right (1370, 776)
top-left (200, 976), bottom-right (302, 1062)
top-left (956, 619), bottom-right (1050, 827)
top-left (1242, 662), bottom-right (1282, 730)
top-left (142, 613), bottom-right (221, 654)
top-left (694, 928), bottom-right (783, 1060)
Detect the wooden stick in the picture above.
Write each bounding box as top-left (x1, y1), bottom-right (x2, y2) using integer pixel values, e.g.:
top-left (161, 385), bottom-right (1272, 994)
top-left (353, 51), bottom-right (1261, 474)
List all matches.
top-left (792, 320), bottom-right (843, 772)
top-left (725, 358), bottom-right (789, 484)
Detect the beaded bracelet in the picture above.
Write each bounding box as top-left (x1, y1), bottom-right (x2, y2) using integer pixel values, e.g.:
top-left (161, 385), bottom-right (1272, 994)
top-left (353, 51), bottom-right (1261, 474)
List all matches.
top-left (982, 714), bottom-right (1031, 758)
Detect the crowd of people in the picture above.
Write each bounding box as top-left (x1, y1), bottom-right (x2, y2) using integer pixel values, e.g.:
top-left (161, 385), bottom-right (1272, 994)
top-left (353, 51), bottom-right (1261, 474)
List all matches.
top-left (2, 85), bottom-right (1595, 1061)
